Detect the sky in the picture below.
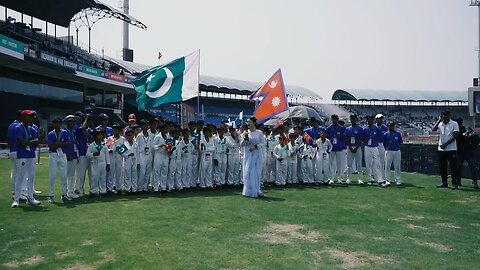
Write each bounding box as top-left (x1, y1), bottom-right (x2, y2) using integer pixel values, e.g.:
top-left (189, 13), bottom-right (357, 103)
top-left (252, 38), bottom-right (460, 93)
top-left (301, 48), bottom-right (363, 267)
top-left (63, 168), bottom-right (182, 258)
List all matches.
top-left (5, 0), bottom-right (480, 100)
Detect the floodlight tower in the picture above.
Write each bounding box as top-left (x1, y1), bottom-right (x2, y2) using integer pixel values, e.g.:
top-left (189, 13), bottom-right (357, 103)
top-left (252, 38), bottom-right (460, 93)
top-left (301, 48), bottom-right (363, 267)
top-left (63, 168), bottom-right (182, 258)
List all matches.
top-left (471, 0), bottom-right (480, 81)
top-left (122, 0), bottom-right (133, 62)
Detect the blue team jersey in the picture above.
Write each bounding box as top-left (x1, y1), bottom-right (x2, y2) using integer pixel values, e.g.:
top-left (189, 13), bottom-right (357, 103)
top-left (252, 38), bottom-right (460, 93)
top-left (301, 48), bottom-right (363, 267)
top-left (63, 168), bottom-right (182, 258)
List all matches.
top-left (375, 123), bottom-right (388, 143)
top-left (7, 120), bottom-right (20, 152)
top-left (74, 125), bottom-right (89, 156)
top-left (14, 124), bottom-right (38, 159)
top-left (63, 127), bottom-right (78, 159)
top-left (47, 129), bottom-right (70, 153)
top-left (326, 124), bottom-right (347, 151)
top-left (363, 125), bottom-right (382, 147)
top-left (345, 125), bottom-right (365, 147)
top-left (383, 131), bottom-right (402, 151)
top-left (96, 125), bottom-right (113, 138)
top-left (303, 126), bottom-right (325, 141)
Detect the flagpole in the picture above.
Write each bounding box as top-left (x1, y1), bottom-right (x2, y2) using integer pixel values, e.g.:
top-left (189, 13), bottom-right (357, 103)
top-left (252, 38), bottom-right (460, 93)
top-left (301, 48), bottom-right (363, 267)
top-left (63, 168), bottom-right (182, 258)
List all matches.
top-left (197, 49), bottom-right (201, 120)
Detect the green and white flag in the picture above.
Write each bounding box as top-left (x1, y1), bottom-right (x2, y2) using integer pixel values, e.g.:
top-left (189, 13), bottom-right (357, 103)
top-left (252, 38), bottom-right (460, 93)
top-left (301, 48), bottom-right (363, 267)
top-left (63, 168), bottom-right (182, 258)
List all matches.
top-left (133, 50), bottom-right (200, 110)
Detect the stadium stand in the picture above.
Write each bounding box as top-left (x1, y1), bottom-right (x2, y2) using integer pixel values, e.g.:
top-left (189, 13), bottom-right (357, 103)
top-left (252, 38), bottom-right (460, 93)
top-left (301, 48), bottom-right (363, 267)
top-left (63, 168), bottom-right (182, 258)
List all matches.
top-left (332, 89), bottom-right (472, 135)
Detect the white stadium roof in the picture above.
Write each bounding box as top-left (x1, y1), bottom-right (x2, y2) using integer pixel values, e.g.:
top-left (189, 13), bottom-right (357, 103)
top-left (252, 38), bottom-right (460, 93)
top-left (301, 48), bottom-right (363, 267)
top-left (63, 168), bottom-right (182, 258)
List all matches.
top-left (332, 89), bottom-right (467, 102)
top-left (112, 58), bottom-right (322, 98)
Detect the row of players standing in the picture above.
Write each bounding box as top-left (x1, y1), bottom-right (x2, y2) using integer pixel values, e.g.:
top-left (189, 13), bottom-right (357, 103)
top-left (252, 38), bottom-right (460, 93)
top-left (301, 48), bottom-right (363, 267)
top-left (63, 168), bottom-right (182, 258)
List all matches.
top-left (264, 113), bottom-right (402, 187)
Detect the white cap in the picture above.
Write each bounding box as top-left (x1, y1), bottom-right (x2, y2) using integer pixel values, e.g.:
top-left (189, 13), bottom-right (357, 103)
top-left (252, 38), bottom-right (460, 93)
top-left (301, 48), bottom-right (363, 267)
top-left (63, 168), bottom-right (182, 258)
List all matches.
top-left (375, 114), bottom-right (384, 119)
top-left (64, 115), bottom-right (77, 121)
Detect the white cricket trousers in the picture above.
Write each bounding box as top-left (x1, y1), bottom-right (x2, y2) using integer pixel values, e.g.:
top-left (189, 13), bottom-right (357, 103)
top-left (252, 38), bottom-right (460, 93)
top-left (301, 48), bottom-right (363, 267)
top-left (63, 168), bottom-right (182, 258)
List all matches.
top-left (90, 159), bottom-right (107, 194)
top-left (263, 155), bottom-right (276, 182)
top-left (378, 143), bottom-right (386, 177)
top-left (154, 153), bottom-right (169, 191)
top-left (316, 155), bottom-right (330, 182)
top-left (137, 153), bottom-right (152, 192)
top-left (329, 150), bottom-right (347, 182)
top-left (347, 148), bottom-right (363, 182)
top-left (124, 156), bottom-right (138, 192)
top-left (170, 157), bottom-right (183, 189)
top-left (385, 150), bottom-right (401, 184)
top-left (107, 153), bottom-right (123, 191)
top-left (10, 152), bottom-right (17, 194)
top-left (76, 155), bottom-right (92, 195)
top-left (364, 146), bottom-right (383, 183)
top-left (14, 158), bottom-right (35, 201)
top-left (214, 153), bottom-right (227, 186)
top-left (199, 152), bottom-right (213, 188)
top-left (48, 153), bottom-right (67, 197)
top-left (301, 158), bottom-right (314, 183)
top-left (227, 154), bottom-right (241, 185)
top-left (275, 160), bottom-right (288, 185)
top-left (182, 154), bottom-right (194, 187)
top-left (287, 157), bottom-right (298, 183)
top-left (66, 159), bottom-right (77, 194)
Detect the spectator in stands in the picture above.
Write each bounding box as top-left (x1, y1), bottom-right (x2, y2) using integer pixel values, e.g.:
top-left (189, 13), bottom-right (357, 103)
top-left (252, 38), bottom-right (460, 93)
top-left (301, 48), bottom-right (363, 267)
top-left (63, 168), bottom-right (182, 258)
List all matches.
top-left (432, 111), bottom-right (460, 189)
top-left (456, 118), bottom-right (479, 189)
top-left (383, 122), bottom-right (403, 186)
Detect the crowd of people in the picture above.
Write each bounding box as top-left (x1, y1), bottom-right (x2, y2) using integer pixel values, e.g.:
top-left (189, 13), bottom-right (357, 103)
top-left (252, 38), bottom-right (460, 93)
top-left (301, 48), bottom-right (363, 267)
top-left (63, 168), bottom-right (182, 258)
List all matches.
top-left (7, 107), bottom-right (478, 208)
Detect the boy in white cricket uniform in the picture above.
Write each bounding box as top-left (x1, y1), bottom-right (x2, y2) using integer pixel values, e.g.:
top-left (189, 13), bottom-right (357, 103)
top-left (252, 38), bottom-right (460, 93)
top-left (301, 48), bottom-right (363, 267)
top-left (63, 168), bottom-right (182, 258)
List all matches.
top-left (153, 125), bottom-right (170, 191)
top-left (47, 118), bottom-right (71, 202)
top-left (121, 128), bottom-right (139, 194)
top-left (213, 127), bottom-right (228, 186)
top-left (299, 136), bottom-right (315, 183)
top-left (226, 127), bottom-right (241, 185)
top-left (169, 130), bottom-right (184, 190)
top-left (181, 129), bottom-right (195, 188)
top-left (273, 134), bottom-right (290, 185)
top-left (315, 130), bottom-right (332, 184)
top-left (199, 127), bottom-right (215, 188)
top-left (136, 120), bottom-right (154, 192)
top-left (287, 133), bottom-right (299, 184)
top-left (86, 129), bottom-right (111, 196)
top-left (106, 124), bottom-right (125, 193)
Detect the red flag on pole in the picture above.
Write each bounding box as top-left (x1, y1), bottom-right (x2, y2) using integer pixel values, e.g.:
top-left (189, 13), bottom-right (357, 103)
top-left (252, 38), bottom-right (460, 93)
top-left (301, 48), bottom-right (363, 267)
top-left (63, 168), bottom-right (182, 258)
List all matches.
top-left (250, 69), bottom-right (289, 123)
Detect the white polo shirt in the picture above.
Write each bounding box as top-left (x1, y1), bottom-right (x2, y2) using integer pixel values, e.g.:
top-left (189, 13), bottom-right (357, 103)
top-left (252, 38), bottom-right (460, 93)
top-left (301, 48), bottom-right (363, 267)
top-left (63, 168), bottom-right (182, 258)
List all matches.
top-left (437, 120), bottom-right (459, 151)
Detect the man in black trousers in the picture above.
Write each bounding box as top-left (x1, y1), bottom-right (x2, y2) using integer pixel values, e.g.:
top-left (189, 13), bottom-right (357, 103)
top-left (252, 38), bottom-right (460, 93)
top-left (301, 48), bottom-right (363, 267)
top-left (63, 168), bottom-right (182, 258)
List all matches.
top-left (432, 111), bottom-right (460, 189)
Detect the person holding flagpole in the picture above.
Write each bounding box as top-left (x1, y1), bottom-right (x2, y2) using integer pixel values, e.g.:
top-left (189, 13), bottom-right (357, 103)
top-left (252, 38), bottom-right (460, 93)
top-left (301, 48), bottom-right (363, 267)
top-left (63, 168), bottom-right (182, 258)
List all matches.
top-left (241, 117), bottom-right (265, 198)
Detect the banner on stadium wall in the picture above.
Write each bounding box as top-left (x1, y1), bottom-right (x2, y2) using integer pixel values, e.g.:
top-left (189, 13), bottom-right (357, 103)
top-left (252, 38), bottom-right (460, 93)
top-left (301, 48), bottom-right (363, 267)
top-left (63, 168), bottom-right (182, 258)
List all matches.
top-left (0, 34), bottom-right (24, 54)
top-left (79, 64), bottom-right (104, 77)
top-left (181, 102), bottom-right (195, 128)
top-left (40, 52), bottom-right (78, 70)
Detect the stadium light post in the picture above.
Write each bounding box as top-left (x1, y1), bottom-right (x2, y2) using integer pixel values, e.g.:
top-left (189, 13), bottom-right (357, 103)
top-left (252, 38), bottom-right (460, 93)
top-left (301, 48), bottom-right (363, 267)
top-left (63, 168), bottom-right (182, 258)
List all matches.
top-left (471, 0), bottom-right (480, 80)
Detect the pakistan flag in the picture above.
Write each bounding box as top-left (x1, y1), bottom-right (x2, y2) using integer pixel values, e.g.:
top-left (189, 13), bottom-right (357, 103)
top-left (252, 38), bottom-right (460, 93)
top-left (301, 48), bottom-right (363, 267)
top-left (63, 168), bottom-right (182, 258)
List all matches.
top-left (133, 50), bottom-right (200, 110)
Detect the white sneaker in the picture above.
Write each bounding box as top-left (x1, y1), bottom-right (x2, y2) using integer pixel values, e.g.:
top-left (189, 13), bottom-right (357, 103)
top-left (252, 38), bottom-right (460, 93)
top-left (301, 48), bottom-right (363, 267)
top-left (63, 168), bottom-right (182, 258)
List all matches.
top-left (384, 181), bottom-right (391, 187)
top-left (19, 194), bottom-right (28, 201)
top-left (34, 190), bottom-right (42, 195)
top-left (337, 180), bottom-right (343, 184)
top-left (358, 180), bottom-right (364, 185)
top-left (61, 195), bottom-right (73, 201)
top-left (346, 179), bottom-right (351, 185)
top-left (327, 180), bottom-right (334, 185)
top-left (396, 182), bottom-right (402, 186)
top-left (68, 193), bottom-right (79, 199)
top-left (27, 198), bottom-right (41, 206)
top-left (367, 181), bottom-right (374, 186)
top-left (48, 196), bottom-right (55, 203)
top-left (11, 200), bottom-right (19, 208)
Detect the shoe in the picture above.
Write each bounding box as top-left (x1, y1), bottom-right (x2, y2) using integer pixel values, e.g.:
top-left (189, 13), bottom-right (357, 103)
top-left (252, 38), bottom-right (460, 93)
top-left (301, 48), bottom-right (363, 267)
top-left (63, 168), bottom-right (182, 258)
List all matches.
top-left (358, 180), bottom-right (364, 185)
top-left (327, 180), bottom-right (334, 185)
top-left (68, 193), bottom-right (79, 199)
top-left (258, 192), bottom-right (265, 197)
top-left (34, 190), bottom-right (42, 195)
top-left (385, 181), bottom-right (391, 187)
top-left (380, 181), bottom-right (390, 188)
top-left (61, 195), bottom-right (73, 201)
top-left (473, 184), bottom-right (479, 190)
top-left (367, 181), bottom-right (374, 186)
top-left (346, 179), bottom-right (351, 185)
top-left (89, 192), bottom-right (96, 198)
top-left (27, 198), bottom-right (41, 206)
top-left (19, 194), bottom-right (28, 201)
top-left (337, 180), bottom-right (343, 185)
top-left (11, 200), bottom-right (19, 208)
top-left (396, 182), bottom-right (402, 186)
top-left (48, 196), bottom-right (55, 203)
top-left (451, 185), bottom-right (458, 190)
top-left (436, 183), bottom-right (448, 188)
top-left (74, 190), bottom-right (80, 195)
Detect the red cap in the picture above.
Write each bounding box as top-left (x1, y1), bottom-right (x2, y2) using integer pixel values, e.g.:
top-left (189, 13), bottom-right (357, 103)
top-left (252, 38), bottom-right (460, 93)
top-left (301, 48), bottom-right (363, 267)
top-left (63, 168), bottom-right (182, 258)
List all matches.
top-left (21, 110), bottom-right (36, 116)
top-left (128, 114), bottom-right (136, 121)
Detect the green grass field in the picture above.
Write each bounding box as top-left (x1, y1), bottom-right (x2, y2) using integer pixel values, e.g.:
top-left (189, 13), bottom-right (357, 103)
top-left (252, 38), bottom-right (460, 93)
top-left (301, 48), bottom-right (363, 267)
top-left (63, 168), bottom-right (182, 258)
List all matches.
top-left (0, 158), bottom-right (479, 270)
